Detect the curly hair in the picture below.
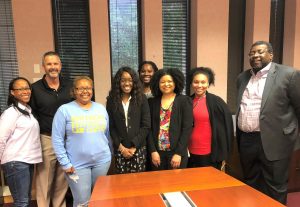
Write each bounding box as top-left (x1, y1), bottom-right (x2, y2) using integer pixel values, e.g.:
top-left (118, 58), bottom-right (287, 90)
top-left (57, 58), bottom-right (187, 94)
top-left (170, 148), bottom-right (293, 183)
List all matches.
top-left (138, 61), bottom-right (159, 74)
top-left (150, 68), bottom-right (185, 97)
top-left (7, 77), bottom-right (31, 116)
top-left (189, 67), bottom-right (215, 86)
top-left (107, 66), bottom-right (143, 111)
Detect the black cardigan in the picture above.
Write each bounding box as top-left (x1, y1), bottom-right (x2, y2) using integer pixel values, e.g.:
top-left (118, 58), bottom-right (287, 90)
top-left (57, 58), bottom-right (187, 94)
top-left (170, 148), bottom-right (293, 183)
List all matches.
top-left (191, 92), bottom-right (234, 162)
top-left (147, 95), bottom-right (193, 156)
top-left (106, 95), bottom-right (151, 151)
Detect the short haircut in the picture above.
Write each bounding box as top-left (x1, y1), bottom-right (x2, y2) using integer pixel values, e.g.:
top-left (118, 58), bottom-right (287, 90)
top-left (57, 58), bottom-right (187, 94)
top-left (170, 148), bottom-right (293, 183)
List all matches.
top-left (150, 68), bottom-right (185, 97)
top-left (189, 67), bottom-right (215, 86)
top-left (42, 51), bottom-right (61, 65)
top-left (251, 41), bottom-right (273, 54)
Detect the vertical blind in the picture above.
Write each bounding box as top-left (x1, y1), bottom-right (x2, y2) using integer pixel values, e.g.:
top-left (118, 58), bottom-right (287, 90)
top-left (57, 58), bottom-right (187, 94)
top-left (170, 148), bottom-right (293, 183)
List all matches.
top-left (109, 0), bottom-right (141, 76)
top-left (162, 0), bottom-right (190, 93)
top-left (52, 0), bottom-right (93, 80)
top-left (0, 0), bottom-right (19, 112)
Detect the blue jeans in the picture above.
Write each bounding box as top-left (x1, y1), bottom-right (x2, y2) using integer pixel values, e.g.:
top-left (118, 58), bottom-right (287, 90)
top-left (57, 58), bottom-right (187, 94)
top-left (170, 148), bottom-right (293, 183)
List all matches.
top-left (65, 161), bottom-right (111, 207)
top-left (2, 161), bottom-right (34, 207)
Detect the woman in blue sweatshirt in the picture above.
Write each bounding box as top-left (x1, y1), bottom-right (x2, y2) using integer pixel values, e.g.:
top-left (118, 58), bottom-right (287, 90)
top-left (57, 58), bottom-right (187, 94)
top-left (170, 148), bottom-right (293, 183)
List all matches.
top-left (52, 76), bottom-right (112, 207)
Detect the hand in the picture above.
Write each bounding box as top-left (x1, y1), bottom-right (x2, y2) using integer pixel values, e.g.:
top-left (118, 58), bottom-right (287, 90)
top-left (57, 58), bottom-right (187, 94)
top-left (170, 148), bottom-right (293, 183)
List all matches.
top-left (171, 154), bottom-right (181, 169)
top-left (128, 147), bottom-right (136, 156)
top-left (151, 152), bottom-right (161, 167)
top-left (65, 166), bottom-right (75, 174)
top-left (122, 148), bottom-right (133, 159)
top-left (119, 144), bottom-right (134, 159)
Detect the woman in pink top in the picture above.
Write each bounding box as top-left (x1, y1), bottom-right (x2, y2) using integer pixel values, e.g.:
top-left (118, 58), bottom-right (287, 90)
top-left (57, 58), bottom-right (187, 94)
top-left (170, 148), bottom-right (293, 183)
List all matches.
top-left (188, 67), bottom-right (233, 170)
top-left (0, 77), bottom-right (42, 207)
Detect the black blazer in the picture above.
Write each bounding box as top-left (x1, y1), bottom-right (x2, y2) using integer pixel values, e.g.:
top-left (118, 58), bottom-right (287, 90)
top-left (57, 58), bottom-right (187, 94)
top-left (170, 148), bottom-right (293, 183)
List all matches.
top-left (191, 92), bottom-right (234, 162)
top-left (147, 95), bottom-right (193, 156)
top-left (106, 95), bottom-right (151, 151)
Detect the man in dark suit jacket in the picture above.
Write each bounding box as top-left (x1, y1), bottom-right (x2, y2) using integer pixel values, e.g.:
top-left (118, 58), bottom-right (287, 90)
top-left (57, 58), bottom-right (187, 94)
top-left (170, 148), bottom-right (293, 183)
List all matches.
top-left (236, 41), bottom-right (300, 204)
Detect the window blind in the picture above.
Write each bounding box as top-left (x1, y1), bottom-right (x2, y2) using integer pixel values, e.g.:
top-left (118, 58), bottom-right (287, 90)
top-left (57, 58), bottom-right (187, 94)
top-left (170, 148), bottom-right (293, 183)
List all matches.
top-left (109, 0), bottom-right (141, 76)
top-left (52, 0), bottom-right (93, 80)
top-left (162, 0), bottom-right (190, 93)
top-left (0, 0), bottom-right (19, 112)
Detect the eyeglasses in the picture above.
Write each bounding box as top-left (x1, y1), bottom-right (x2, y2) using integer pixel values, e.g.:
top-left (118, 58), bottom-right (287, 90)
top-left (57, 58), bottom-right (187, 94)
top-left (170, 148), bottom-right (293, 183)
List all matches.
top-left (248, 49), bottom-right (269, 57)
top-left (76, 87), bottom-right (93, 93)
top-left (12, 88), bottom-right (31, 92)
top-left (120, 79), bottom-right (133, 84)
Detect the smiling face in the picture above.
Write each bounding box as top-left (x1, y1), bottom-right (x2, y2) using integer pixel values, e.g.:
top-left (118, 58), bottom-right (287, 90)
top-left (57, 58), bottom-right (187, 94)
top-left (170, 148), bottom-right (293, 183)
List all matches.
top-left (11, 79), bottom-right (31, 105)
top-left (159, 75), bottom-right (175, 95)
top-left (249, 44), bottom-right (273, 71)
top-left (74, 78), bottom-right (93, 106)
top-left (139, 64), bottom-right (155, 85)
top-left (43, 55), bottom-right (62, 79)
top-left (120, 71), bottom-right (133, 95)
top-left (192, 73), bottom-right (209, 97)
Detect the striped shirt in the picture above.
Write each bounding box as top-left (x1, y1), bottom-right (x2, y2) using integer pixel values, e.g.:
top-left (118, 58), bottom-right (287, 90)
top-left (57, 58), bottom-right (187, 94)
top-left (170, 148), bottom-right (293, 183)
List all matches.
top-left (238, 62), bottom-right (271, 132)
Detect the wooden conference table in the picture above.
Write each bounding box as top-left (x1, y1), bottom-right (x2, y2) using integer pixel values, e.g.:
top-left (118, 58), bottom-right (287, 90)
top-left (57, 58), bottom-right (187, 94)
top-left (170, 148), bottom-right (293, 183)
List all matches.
top-left (89, 167), bottom-right (284, 207)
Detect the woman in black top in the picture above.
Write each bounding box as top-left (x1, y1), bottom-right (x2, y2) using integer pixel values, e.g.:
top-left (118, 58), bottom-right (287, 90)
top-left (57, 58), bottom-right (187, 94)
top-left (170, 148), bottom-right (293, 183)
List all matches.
top-left (106, 67), bottom-right (151, 174)
top-left (147, 68), bottom-right (193, 170)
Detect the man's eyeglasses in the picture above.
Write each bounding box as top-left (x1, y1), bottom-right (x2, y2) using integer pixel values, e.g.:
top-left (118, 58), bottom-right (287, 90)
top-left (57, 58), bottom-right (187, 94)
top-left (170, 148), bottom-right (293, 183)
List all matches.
top-left (248, 49), bottom-right (269, 58)
top-left (12, 88), bottom-right (31, 92)
top-left (76, 87), bottom-right (93, 93)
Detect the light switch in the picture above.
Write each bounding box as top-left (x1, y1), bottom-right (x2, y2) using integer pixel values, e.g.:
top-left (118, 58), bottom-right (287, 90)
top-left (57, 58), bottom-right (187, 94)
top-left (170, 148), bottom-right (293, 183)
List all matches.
top-left (34, 64), bottom-right (40, 73)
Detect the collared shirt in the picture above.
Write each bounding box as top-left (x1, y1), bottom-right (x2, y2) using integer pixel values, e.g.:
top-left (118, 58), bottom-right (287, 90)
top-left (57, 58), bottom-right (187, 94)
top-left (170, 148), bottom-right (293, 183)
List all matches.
top-left (238, 62), bottom-right (272, 132)
top-left (0, 103), bottom-right (42, 164)
top-left (30, 75), bottom-right (73, 134)
top-left (122, 96), bottom-right (132, 129)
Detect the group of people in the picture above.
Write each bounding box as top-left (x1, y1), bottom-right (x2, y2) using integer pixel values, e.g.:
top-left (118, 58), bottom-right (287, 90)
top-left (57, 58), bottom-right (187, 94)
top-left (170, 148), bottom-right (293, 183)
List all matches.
top-left (0, 40), bottom-right (299, 206)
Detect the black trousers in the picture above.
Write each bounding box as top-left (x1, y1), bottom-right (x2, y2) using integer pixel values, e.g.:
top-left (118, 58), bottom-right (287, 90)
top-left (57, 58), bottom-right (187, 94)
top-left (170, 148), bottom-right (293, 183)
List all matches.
top-left (239, 131), bottom-right (290, 204)
top-left (187, 153), bottom-right (222, 170)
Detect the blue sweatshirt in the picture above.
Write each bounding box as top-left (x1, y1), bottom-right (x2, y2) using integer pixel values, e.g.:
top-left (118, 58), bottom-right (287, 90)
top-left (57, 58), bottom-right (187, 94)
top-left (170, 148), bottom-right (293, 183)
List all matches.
top-left (52, 101), bottom-right (112, 170)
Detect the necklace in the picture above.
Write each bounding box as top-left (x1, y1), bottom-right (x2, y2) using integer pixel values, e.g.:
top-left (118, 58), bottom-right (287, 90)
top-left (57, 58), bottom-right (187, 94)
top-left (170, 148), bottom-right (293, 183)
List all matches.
top-left (161, 93), bottom-right (176, 110)
top-left (193, 95), bottom-right (206, 109)
top-left (161, 101), bottom-right (174, 111)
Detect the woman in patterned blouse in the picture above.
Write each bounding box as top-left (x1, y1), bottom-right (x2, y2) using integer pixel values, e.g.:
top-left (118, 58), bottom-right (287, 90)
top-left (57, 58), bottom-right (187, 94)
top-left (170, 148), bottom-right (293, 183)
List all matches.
top-left (147, 68), bottom-right (193, 170)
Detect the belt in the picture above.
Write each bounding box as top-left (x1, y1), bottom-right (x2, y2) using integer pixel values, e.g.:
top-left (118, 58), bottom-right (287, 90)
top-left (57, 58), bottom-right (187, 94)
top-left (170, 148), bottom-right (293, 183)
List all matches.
top-left (240, 131), bottom-right (260, 136)
top-left (41, 132), bottom-right (51, 136)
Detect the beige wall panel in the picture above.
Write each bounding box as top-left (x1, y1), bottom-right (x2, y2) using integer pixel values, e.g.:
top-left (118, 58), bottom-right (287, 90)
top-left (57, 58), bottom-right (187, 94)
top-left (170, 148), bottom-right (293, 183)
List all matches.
top-left (142, 0), bottom-right (163, 69)
top-left (293, 1), bottom-right (300, 69)
top-left (244, 0), bottom-right (270, 69)
top-left (90, 0), bottom-right (112, 104)
top-left (192, 0), bottom-right (229, 100)
top-left (12, 0), bottom-right (54, 82)
top-left (283, 0), bottom-right (296, 67)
